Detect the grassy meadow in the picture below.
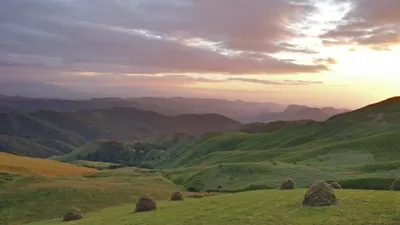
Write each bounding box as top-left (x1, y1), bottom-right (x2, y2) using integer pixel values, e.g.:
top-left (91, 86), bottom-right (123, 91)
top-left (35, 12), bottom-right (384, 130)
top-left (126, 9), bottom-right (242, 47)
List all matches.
top-left (0, 154), bottom-right (182, 225)
top-left (29, 189), bottom-right (400, 225)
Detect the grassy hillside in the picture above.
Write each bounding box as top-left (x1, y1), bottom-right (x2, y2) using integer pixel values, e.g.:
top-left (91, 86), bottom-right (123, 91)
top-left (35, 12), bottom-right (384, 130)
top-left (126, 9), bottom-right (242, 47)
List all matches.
top-left (131, 97), bottom-right (400, 191)
top-left (0, 153), bottom-right (97, 177)
top-left (0, 107), bottom-right (241, 158)
top-left (0, 153), bottom-right (182, 225)
top-left (29, 189), bottom-right (400, 225)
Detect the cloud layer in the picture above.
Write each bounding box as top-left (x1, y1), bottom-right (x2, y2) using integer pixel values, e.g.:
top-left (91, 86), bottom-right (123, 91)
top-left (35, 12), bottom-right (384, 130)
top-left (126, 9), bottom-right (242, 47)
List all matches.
top-left (0, 0), bottom-right (328, 78)
top-left (322, 0), bottom-right (400, 49)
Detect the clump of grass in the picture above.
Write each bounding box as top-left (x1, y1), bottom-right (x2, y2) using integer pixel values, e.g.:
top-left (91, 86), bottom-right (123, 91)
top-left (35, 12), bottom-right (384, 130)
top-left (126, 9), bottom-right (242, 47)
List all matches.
top-left (390, 179), bottom-right (400, 191)
top-left (62, 207), bottom-right (83, 222)
top-left (280, 178), bottom-right (295, 190)
top-left (135, 195), bottom-right (157, 212)
top-left (170, 192), bottom-right (183, 201)
top-left (330, 182), bottom-right (342, 189)
top-left (302, 181), bottom-right (337, 206)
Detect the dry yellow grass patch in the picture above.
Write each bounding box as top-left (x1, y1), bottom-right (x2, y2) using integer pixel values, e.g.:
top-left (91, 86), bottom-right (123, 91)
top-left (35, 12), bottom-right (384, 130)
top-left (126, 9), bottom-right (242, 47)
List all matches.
top-left (0, 153), bottom-right (98, 177)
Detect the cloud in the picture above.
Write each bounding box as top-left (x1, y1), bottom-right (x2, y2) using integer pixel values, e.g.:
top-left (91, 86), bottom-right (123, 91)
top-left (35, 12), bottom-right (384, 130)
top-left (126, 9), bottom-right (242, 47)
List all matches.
top-left (313, 57), bottom-right (338, 65)
top-left (321, 0), bottom-right (400, 49)
top-left (228, 78), bottom-right (323, 86)
top-left (0, 0), bottom-right (327, 78)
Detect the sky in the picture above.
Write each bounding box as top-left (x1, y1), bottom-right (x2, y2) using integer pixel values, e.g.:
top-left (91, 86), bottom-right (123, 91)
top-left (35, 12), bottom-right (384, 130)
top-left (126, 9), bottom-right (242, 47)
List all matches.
top-left (0, 0), bottom-right (399, 108)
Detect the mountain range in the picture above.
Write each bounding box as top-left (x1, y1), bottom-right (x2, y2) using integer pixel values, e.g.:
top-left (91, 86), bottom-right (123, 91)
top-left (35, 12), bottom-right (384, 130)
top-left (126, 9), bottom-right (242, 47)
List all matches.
top-left (0, 93), bottom-right (347, 123)
top-left (0, 107), bottom-right (240, 158)
top-left (257, 104), bottom-right (349, 122)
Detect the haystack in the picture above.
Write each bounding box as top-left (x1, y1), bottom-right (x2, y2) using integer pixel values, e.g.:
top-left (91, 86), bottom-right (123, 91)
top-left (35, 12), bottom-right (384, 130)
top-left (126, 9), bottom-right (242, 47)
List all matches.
top-left (135, 195), bottom-right (157, 212)
top-left (329, 182), bottom-right (342, 189)
top-left (280, 178), bottom-right (295, 190)
top-left (390, 179), bottom-right (400, 191)
top-left (62, 207), bottom-right (83, 222)
top-left (170, 191), bottom-right (184, 201)
top-left (302, 181), bottom-right (337, 206)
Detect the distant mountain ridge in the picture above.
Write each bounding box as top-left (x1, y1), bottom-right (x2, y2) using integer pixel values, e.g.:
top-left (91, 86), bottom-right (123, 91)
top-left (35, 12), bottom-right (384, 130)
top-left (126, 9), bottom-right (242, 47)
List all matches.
top-left (0, 94), bottom-right (281, 122)
top-left (258, 104), bottom-right (349, 123)
top-left (0, 107), bottom-right (241, 158)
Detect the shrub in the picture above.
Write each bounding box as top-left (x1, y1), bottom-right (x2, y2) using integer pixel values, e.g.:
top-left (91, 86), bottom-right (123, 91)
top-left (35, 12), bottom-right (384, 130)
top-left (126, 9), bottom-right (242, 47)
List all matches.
top-left (62, 207), bottom-right (83, 222)
top-left (280, 178), bottom-right (295, 190)
top-left (170, 192), bottom-right (183, 201)
top-left (390, 179), bottom-right (400, 191)
top-left (186, 186), bottom-right (201, 192)
top-left (135, 195), bottom-right (157, 212)
top-left (272, 161), bottom-right (277, 165)
top-left (329, 182), bottom-right (342, 189)
top-left (302, 181), bottom-right (337, 206)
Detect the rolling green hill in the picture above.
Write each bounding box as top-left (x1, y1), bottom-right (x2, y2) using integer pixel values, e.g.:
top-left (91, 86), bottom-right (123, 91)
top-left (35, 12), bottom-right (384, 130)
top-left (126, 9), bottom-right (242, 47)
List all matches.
top-left (47, 97), bottom-right (400, 192)
top-left (0, 107), bottom-right (241, 158)
top-left (0, 153), bottom-right (181, 225)
top-left (137, 97), bottom-right (400, 191)
top-left (29, 189), bottom-right (400, 225)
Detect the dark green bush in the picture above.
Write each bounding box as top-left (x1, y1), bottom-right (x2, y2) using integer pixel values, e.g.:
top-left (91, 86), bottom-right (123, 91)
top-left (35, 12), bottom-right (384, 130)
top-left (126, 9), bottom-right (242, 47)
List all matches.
top-left (186, 186), bottom-right (201, 192)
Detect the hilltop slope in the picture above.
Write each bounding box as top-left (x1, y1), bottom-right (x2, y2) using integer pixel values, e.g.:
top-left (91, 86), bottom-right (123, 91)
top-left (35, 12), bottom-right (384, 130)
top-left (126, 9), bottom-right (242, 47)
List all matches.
top-left (328, 96), bottom-right (400, 123)
top-left (0, 152), bottom-right (97, 177)
top-left (0, 107), bottom-right (241, 158)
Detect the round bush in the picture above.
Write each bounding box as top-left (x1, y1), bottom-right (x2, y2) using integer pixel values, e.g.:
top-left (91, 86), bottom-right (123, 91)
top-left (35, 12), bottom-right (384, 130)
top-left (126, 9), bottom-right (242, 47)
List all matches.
top-left (135, 195), bottom-right (157, 212)
top-left (62, 207), bottom-right (83, 222)
top-left (170, 192), bottom-right (183, 201)
top-left (330, 182), bottom-right (342, 189)
top-left (280, 178), bottom-right (295, 190)
top-left (302, 181), bottom-right (337, 206)
top-left (390, 179), bottom-right (400, 191)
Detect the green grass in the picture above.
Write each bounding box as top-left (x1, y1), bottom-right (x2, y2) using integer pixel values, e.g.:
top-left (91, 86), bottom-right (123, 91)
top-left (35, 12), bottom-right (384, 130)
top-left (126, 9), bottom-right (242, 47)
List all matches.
top-left (165, 162), bottom-right (336, 191)
top-left (70, 160), bottom-right (119, 169)
top-left (0, 171), bottom-right (181, 225)
top-left (163, 158), bottom-right (400, 192)
top-left (29, 189), bottom-right (400, 225)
